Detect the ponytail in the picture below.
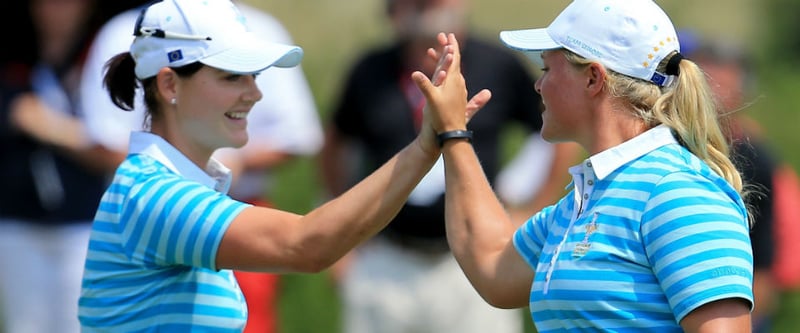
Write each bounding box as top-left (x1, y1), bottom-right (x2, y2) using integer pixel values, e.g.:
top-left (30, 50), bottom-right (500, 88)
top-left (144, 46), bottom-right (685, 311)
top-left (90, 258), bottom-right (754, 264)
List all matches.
top-left (103, 52), bottom-right (138, 111)
top-left (562, 49), bottom-right (748, 222)
top-left (651, 58), bottom-right (744, 194)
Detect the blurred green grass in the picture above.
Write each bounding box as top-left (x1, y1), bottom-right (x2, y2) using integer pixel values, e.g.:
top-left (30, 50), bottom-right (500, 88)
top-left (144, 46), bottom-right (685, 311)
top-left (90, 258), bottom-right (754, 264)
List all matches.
top-left (246, 0), bottom-right (800, 332)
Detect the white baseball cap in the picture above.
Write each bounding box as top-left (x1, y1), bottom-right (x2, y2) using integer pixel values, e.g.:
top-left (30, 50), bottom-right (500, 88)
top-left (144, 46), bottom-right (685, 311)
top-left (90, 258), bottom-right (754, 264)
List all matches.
top-left (500, 0), bottom-right (680, 87)
top-left (130, 0), bottom-right (303, 79)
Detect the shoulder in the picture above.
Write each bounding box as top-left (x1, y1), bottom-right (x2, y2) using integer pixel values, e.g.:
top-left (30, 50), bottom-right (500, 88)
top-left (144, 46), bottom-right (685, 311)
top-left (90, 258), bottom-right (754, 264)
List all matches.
top-left (626, 144), bottom-right (744, 210)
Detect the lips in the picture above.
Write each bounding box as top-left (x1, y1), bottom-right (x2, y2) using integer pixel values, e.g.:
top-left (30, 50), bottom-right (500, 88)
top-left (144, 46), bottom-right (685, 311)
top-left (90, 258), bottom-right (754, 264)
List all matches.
top-left (225, 111), bottom-right (248, 120)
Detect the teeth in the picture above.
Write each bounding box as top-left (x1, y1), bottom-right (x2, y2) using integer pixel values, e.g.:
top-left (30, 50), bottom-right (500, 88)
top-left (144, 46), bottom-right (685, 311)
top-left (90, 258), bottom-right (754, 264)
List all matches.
top-left (227, 112), bottom-right (247, 119)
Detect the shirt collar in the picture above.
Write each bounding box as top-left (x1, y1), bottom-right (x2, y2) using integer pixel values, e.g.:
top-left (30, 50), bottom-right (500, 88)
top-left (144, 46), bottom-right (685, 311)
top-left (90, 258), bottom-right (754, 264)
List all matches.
top-left (128, 131), bottom-right (233, 193)
top-left (588, 124), bottom-right (678, 180)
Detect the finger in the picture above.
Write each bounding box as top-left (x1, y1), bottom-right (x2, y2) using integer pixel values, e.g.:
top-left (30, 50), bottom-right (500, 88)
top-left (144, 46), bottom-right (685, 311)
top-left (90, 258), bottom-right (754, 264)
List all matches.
top-left (437, 32), bottom-right (448, 48)
top-left (446, 33), bottom-right (462, 73)
top-left (427, 47), bottom-right (439, 62)
top-left (465, 89), bottom-right (492, 122)
top-left (432, 53), bottom-right (453, 86)
top-left (411, 71), bottom-right (436, 100)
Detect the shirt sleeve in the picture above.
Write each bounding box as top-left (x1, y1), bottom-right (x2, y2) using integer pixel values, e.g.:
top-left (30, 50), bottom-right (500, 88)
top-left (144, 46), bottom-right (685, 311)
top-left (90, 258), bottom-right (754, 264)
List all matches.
top-left (513, 204), bottom-right (558, 268)
top-left (641, 171), bottom-right (753, 322)
top-left (120, 173), bottom-right (250, 270)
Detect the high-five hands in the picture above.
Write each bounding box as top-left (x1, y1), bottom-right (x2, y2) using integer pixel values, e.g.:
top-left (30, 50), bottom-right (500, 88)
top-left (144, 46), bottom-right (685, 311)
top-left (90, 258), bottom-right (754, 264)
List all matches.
top-left (412, 33), bottom-right (492, 154)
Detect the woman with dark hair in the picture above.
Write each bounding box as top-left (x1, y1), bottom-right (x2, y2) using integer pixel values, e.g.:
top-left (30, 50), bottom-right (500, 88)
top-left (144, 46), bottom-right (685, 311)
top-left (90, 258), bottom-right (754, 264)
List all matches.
top-left (76, 0), bottom-right (487, 331)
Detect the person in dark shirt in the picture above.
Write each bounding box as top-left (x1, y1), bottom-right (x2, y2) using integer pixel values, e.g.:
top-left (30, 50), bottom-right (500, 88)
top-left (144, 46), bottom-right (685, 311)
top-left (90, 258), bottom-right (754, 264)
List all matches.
top-left (320, 0), bottom-right (579, 331)
top-left (0, 1), bottom-right (146, 332)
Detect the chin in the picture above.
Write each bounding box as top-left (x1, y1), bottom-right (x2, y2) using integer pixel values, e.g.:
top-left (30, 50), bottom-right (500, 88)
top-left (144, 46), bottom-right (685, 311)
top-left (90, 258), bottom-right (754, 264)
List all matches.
top-left (225, 134), bottom-right (249, 149)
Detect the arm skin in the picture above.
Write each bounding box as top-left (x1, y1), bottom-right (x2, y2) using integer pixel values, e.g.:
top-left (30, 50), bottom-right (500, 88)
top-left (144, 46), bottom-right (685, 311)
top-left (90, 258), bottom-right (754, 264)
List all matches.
top-left (216, 38), bottom-right (492, 274)
top-left (10, 93), bottom-right (127, 173)
top-left (411, 33), bottom-right (533, 308)
top-left (680, 298), bottom-right (752, 333)
top-left (217, 136), bottom-right (440, 273)
top-left (439, 138), bottom-right (535, 308)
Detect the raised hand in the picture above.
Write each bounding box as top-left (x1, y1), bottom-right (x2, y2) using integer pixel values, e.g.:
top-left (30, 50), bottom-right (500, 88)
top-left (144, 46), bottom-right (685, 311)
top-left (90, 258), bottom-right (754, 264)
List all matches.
top-left (428, 34), bottom-right (492, 122)
top-left (414, 33), bottom-right (491, 133)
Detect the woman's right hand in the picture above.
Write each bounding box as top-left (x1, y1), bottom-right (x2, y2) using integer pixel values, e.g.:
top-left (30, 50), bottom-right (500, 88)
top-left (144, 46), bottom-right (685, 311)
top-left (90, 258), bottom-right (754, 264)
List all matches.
top-left (412, 33), bottom-right (491, 155)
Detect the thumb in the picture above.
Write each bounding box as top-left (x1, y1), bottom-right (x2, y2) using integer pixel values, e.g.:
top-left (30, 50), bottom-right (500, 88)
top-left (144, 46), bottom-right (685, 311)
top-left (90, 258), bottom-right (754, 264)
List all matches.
top-left (411, 71), bottom-right (436, 101)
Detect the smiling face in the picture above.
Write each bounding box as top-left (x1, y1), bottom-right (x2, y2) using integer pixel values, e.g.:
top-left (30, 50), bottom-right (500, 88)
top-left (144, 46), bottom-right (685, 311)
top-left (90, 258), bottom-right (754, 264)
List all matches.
top-left (159, 65), bottom-right (263, 161)
top-left (535, 50), bottom-right (589, 143)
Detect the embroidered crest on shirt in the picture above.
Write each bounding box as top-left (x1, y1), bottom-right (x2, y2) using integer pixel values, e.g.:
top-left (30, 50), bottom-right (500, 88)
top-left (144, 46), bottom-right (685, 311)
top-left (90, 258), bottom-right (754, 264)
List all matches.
top-left (573, 212), bottom-right (598, 258)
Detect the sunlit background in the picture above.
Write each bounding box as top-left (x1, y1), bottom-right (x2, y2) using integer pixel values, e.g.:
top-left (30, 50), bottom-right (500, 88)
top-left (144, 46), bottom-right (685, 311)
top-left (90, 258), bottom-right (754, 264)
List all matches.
top-left (3, 0), bottom-right (800, 332)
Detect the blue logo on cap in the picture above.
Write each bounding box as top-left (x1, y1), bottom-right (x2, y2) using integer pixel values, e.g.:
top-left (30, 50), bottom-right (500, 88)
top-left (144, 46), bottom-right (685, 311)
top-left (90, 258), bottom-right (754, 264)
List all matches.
top-left (650, 72), bottom-right (666, 86)
top-left (168, 50), bottom-right (183, 63)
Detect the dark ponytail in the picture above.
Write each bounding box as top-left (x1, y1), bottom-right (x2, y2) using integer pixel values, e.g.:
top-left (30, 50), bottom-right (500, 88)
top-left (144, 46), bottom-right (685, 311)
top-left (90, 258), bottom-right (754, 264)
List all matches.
top-left (103, 52), bottom-right (138, 111)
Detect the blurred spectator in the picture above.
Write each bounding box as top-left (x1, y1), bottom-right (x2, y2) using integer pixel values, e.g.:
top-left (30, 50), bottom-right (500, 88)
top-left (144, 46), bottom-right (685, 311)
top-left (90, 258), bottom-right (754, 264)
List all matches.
top-left (320, 0), bottom-right (579, 332)
top-left (0, 0), bottom-right (135, 332)
top-left (680, 29), bottom-right (781, 333)
top-left (78, 2), bottom-right (324, 332)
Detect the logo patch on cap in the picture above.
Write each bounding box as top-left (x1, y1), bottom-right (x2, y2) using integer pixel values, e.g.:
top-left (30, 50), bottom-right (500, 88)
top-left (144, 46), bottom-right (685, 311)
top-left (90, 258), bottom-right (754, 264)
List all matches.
top-left (168, 50), bottom-right (184, 63)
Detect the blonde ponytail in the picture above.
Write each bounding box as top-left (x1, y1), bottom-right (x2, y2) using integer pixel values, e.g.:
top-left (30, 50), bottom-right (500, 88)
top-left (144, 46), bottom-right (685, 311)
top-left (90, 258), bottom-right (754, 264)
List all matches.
top-left (563, 49), bottom-right (745, 195)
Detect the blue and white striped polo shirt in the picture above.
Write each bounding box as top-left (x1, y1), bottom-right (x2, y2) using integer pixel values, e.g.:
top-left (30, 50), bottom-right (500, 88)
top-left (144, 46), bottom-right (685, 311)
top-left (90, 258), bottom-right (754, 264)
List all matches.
top-left (514, 125), bottom-right (753, 332)
top-left (79, 131), bottom-right (251, 332)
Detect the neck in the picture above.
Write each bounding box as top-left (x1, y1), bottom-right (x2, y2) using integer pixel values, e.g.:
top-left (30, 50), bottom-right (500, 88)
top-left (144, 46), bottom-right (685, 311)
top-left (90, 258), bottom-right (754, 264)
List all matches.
top-left (149, 122), bottom-right (214, 170)
top-left (587, 107), bottom-right (649, 155)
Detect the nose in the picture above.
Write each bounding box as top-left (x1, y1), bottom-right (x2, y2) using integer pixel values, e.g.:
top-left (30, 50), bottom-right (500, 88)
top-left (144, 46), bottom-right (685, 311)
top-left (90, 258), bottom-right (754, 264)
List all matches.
top-left (244, 76), bottom-right (263, 104)
top-left (534, 77), bottom-right (542, 94)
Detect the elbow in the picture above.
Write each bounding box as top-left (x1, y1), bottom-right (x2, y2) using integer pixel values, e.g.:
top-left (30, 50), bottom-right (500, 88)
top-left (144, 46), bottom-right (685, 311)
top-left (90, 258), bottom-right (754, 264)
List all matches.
top-left (283, 242), bottom-right (339, 274)
top-left (481, 292), bottom-right (521, 310)
top-left (472, 280), bottom-right (527, 309)
top-left (291, 256), bottom-right (332, 274)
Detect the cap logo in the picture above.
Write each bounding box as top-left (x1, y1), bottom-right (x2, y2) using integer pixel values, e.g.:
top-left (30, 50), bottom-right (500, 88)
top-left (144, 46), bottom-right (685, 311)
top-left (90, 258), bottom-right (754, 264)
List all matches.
top-left (650, 72), bottom-right (667, 86)
top-left (168, 50), bottom-right (184, 63)
top-left (565, 35), bottom-right (602, 58)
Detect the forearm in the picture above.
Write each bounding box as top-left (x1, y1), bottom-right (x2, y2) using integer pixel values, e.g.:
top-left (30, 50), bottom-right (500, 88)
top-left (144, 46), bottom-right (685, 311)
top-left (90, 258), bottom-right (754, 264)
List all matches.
top-left (299, 138), bottom-right (439, 267)
top-left (441, 140), bottom-right (521, 298)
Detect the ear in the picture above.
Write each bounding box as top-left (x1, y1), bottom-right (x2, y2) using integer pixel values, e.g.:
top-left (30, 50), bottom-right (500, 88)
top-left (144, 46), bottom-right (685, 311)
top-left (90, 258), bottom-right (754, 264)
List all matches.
top-left (585, 62), bottom-right (607, 96)
top-left (155, 67), bottom-right (178, 106)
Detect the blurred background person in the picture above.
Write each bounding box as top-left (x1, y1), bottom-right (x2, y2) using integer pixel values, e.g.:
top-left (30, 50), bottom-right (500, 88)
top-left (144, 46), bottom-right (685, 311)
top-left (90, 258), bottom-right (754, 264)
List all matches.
top-left (78, 1), bottom-right (324, 332)
top-left (320, 0), bottom-right (580, 332)
top-left (0, 0), bottom-right (143, 332)
top-left (680, 29), bottom-right (781, 333)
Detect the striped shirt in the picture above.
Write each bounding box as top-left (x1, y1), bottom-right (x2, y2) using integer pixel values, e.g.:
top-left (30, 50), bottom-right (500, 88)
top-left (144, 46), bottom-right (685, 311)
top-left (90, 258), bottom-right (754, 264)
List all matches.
top-left (79, 132), bottom-right (251, 332)
top-left (514, 125), bottom-right (753, 332)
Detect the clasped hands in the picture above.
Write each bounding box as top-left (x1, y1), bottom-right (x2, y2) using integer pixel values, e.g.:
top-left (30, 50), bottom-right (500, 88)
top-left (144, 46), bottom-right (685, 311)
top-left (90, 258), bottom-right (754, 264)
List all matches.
top-left (411, 32), bottom-right (492, 155)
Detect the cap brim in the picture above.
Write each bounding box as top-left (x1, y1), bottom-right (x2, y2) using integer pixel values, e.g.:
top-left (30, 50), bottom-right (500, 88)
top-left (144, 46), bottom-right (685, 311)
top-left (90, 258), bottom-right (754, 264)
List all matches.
top-left (500, 28), bottom-right (561, 66)
top-left (201, 33), bottom-right (304, 74)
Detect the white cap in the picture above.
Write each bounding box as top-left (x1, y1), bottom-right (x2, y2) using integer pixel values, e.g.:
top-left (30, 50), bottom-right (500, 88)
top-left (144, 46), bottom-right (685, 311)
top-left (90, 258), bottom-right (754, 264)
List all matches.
top-left (500, 0), bottom-right (680, 87)
top-left (130, 0), bottom-right (303, 79)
